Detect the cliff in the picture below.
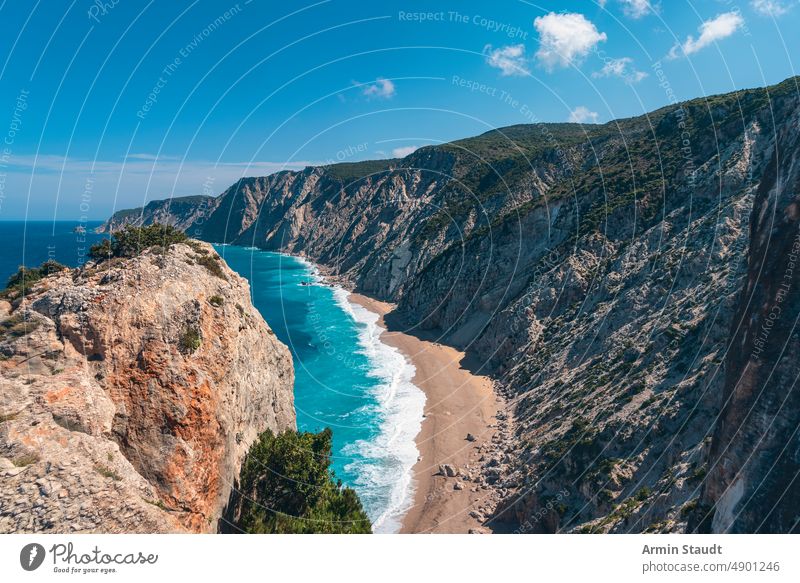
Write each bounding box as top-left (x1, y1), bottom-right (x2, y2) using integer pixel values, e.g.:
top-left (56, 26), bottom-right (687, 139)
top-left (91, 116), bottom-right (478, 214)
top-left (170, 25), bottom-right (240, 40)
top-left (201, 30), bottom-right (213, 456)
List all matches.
top-left (697, 101), bottom-right (800, 533)
top-left (99, 76), bottom-right (800, 533)
top-left (0, 242), bottom-right (295, 533)
top-left (98, 195), bottom-right (218, 235)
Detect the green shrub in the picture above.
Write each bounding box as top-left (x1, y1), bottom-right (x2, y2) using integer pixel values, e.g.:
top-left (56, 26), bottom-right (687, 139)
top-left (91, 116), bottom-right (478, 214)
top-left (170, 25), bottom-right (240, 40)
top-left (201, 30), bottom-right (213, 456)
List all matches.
top-left (12, 453), bottom-right (39, 467)
top-left (227, 428), bottom-right (372, 534)
top-left (179, 328), bottom-right (202, 353)
top-left (88, 238), bottom-right (113, 260)
top-left (0, 312), bottom-right (40, 339)
top-left (196, 254), bottom-right (226, 280)
top-left (2, 259), bottom-right (67, 298)
top-left (94, 465), bottom-right (122, 481)
top-left (89, 224), bottom-right (188, 260)
top-left (681, 499), bottom-right (699, 518)
top-left (208, 295), bottom-right (224, 307)
top-left (597, 489), bottom-right (615, 504)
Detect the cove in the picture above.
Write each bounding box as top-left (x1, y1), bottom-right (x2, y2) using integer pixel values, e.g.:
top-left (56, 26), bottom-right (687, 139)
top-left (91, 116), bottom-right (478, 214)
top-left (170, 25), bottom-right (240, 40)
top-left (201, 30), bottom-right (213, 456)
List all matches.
top-left (215, 245), bottom-right (424, 533)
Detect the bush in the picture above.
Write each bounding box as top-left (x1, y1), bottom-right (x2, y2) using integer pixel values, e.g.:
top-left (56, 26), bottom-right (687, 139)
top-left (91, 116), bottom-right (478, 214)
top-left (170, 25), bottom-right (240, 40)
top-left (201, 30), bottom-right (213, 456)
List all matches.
top-left (179, 327), bottom-right (202, 353)
top-left (226, 428), bottom-right (372, 534)
top-left (88, 238), bottom-right (113, 260)
top-left (208, 295), bottom-right (224, 307)
top-left (89, 224), bottom-right (188, 260)
top-left (196, 254), bottom-right (226, 279)
top-left (2, 259), bottom-right (67, 297)
top-left (12, 453), bottom-right (39, 467)
top-left (94, 465), bottom-right (122, 481)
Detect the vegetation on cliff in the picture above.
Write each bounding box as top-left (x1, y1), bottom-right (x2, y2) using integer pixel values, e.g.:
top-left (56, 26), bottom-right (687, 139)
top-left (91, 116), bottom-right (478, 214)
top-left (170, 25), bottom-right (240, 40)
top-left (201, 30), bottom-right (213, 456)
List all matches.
top-left (225, 428), bottom-right (371, 534)
top-left (89, 223), bottom-right (187, 260)
top-left (2, 259), bottom-right (66, 299)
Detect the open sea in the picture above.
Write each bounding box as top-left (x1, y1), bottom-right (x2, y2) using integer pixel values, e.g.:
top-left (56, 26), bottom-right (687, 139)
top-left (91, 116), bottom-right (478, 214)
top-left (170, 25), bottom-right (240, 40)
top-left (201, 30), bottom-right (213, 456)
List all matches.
top-left (0, 220), bottom-right (105, 283)
top-left (0, 221), bottom-right (424, 533)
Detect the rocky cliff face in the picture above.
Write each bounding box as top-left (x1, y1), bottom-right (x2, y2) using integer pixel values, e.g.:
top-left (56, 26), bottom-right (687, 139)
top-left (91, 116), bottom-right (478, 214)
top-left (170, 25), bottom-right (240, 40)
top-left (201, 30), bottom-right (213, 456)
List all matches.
top-left (697, 103), bottom-right (800, 534)
top-left (99, 195), bottom-right (218, 234)
top-left (0, 242), bottom-right (294, 533)
top-left (100, 76), bottom-right (800, 533)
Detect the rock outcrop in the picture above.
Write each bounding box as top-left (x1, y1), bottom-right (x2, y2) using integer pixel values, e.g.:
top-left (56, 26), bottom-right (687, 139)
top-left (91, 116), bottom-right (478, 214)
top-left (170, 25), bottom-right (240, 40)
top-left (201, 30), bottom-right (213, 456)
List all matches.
top-left (99, 76), bottom-right (800, 533)
top-left (0, 242), bottom-right (295, 533)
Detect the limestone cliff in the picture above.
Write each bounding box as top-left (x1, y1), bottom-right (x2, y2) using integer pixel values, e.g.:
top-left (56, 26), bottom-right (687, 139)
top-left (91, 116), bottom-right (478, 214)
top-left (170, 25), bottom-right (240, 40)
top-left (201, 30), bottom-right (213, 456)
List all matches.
top-left (99, 76), bottom-right (800, 533)
top-left (0, 242), bottom-right (295, 533)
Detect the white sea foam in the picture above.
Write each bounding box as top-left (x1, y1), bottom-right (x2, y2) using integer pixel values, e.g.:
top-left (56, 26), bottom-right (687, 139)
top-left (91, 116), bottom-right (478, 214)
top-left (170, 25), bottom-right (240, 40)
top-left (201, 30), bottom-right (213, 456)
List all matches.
top-left (331, 287), bottom-right (426, 534)
top-left (292, 255), bottom-right (323, 283)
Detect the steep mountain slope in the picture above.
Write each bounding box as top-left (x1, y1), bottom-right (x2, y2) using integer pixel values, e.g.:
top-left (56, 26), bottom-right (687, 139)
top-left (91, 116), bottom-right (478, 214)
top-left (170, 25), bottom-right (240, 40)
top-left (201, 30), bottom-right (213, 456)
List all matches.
top-left (102, 76), bottom-right (800, 533)
top-left (0, 242), bottom-right (294, 533)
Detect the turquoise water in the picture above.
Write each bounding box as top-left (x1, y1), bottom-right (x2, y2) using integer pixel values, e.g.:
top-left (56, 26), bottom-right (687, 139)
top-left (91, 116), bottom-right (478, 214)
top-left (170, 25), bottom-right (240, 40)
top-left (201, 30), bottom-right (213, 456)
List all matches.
top-left (215, 245), bottom-right (424, 533)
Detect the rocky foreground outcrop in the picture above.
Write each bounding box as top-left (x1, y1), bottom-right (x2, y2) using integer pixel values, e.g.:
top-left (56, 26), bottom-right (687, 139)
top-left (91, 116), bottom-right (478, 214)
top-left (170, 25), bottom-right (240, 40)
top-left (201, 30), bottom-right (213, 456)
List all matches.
top-left (0, 242), bottom-right (294, 533)
top-left (101, 76), bottom-right (800, 533)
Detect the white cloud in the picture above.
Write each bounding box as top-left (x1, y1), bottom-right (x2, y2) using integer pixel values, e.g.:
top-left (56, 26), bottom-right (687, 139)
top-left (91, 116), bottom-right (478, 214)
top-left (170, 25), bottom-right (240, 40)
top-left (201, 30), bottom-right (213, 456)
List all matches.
top-left (484, 44), bottom-right (530, 76)
top-left (751, 0), bottom-right (792, 16)
top-left (669, 12), bottom-right (745, 58)
top-left (593, 57), bottom-right (648, 83)
top-left (568, 106), bottom-right (600, 123)
top-left (360, 78), bottom-right (396, 99)
top-left (534, 12), bottom-right (607, 71)
top-left (392, 145), bottom-right (419, 158)
top-left (619, 0), bottom-right (657, 19)
top-left (127, 153), bottom-right (181, 161)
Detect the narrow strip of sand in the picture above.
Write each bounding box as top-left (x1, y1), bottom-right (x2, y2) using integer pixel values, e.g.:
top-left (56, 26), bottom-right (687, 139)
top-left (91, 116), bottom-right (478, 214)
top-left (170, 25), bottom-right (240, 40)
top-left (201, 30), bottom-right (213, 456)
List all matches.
top-left (348, 293), bottom-right (499, 534)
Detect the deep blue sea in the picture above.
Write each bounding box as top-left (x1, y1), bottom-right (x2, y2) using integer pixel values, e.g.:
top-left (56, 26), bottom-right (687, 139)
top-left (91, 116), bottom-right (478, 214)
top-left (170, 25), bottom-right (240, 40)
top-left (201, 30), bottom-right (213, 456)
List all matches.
top-left (0, 220), bottom-right (105, 284)
top-left (0, 222), bottom-right (423, 532)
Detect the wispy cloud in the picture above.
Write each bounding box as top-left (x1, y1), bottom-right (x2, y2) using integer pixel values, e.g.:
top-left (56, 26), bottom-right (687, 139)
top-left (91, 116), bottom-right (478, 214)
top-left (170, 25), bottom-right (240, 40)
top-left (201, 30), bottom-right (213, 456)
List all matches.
top-left (568, 106), bottom-right (600, 124)
top-left (751, 0), bottom-right (793, 16)
top-left (593, 57), bottom-right (648, 83)
top-left (534, 12), bottom-right (607, 71)
top-left (668, 12), bottom-right (745, 58)
top-left (359, 78), bottom-right (396, 99)
top-left (484, 44), bottom-right (530, 76)
top-left (619, 0), bottom-right (658, 19)
top-left (126, 153), bottom-right (182, 161)
top-left (392, 145), bottom-right (419, 158)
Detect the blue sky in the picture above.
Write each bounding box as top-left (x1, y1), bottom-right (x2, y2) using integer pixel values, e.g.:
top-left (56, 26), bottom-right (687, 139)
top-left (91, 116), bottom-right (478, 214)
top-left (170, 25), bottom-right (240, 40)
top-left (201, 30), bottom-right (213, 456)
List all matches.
top-left (0, 0), bottom-right (797, 220)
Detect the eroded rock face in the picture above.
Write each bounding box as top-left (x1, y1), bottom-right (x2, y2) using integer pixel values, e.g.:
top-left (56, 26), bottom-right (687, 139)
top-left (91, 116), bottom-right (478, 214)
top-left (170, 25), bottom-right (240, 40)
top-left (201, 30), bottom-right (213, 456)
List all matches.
top-left (0, 242), bottom-right (295, 533)
top-left (699, 105), bottom-right (800, 534)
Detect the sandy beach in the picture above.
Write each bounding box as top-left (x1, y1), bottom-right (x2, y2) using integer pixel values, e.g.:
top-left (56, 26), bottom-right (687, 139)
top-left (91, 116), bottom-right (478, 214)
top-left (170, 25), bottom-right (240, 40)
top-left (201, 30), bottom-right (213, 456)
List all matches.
top-left (348, 293), bottom-right (500, 534)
